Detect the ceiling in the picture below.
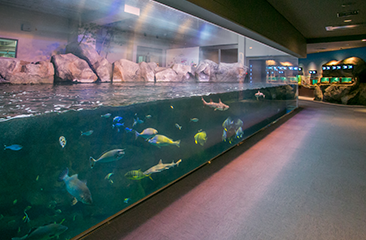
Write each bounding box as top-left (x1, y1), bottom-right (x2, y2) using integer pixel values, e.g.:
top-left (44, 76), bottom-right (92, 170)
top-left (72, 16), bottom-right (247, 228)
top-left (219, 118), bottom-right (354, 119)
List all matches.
top-left (1, 0), bottom-right (366, 55)
top-left (266, 0), bottom-right (366, 53)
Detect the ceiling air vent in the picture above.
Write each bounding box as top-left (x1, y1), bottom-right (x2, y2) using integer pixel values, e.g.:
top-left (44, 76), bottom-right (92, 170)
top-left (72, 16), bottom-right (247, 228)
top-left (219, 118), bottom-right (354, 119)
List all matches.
top-left (337, 10), bottom-right (359, 18)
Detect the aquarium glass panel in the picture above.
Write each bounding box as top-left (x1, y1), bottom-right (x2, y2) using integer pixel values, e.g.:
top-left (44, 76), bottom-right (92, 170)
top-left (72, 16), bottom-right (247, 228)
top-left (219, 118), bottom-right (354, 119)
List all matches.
top-left (0, 38), bottom-right (17, 58)
top-left (0, 0), bottom-right (297, 239)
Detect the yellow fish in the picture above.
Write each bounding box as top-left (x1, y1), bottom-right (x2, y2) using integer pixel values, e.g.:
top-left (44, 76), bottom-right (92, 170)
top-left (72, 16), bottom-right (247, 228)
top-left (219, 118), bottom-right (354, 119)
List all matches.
top-left (59, 136), bottom-right (66, 149)
top-left (194, 130), bottom-right (207, 146)
top-left (125, 170), bottom-right (152, 180)
top-left (148, 134), bottom-right (180, 148)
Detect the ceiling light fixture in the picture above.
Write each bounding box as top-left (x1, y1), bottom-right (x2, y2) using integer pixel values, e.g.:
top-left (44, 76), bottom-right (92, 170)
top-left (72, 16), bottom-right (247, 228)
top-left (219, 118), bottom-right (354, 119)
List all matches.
top-left (325, 24), bottom-right (358, 31)
top-left (362, 39), bottom-right (366, 42)
top-left (337, 10), bottom-right (359, 18)
top-left (344, 19), bottom-right (352, 22)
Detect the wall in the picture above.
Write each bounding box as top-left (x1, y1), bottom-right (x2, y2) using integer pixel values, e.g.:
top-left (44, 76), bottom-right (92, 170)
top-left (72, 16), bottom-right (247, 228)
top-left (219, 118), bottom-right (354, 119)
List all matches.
top-left (0, 5), bottom-right (70, 62)
top-left (166, 47), bottom-right (199, 67)
top-left (299, 47), bottom-right (366, 78)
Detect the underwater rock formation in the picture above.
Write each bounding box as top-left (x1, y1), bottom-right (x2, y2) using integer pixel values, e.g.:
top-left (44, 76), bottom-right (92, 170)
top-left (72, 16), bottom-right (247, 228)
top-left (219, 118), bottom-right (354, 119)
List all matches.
top-left (323, 85), bottom-right (352, 104)
top-left (0, 59), bottom-right (54, 84)
top-left (113, 59), bottom-right (141, 82)
top-left (66, 42), bottom-right (112, 82)
top-left (51, 53), bottom-right (98, 83)
top-left (138, 61), bottom-right (156, 82)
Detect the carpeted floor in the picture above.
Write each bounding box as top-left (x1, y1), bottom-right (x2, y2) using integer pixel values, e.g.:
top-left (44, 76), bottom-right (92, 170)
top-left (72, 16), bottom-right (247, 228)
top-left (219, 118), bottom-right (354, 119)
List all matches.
top-left (82, 99), bottom-right (366, 240)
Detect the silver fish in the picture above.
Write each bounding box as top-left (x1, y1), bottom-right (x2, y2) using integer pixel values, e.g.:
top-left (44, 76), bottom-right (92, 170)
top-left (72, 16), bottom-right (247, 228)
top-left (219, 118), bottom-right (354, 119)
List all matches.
top-left (175, 123), bottom-right (182, 130)
top-left (135, 128), bottom-right (158, 140)
top-left (143, 159), bottom-right (182, 175)
top-left (101, 113), bottom-right (111, 118)
top-left (90, 149), bottom-right (125, 168)
top-left (58, 168), bottom-right (92, 205)
top-left (11, 223), bottom-right (68, 240)
top-left (201, 97), bottom-right (229, 111)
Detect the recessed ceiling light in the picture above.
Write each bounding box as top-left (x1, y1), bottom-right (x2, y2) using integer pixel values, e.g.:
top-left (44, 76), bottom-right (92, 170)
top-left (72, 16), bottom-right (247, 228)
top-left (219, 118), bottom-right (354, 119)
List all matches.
top-left (325, 24), bottom-right (358, 31)
top-left (249, 47), bottom-right (253, 49)
top-left (362, 39), bottom-right (366, 42)
top-left (344, 19), bottom-right (352, 22)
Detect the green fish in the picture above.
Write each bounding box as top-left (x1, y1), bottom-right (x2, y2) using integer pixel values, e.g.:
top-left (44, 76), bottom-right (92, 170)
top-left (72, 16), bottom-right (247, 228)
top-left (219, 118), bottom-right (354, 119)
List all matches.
top-left (81, 130), bottom-right (94, 136)
top-left (194, 130), bottom-right (207, 146)
top-left (125, 170), bottom-right (152, 180)
top-left (90, 149), bottom-right (125, 168)
top-left (190, 118), bottom-right (199, 122)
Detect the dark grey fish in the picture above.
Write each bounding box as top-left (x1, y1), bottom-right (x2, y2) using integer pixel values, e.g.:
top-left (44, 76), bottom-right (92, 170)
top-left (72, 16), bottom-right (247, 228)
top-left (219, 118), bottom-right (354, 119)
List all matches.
top-left (11, 223), bottom-right (68, 240)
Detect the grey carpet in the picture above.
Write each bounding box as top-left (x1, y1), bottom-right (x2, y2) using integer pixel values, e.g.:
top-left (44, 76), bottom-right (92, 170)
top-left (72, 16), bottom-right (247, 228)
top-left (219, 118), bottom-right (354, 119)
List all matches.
top-left (82, 99), bottom-right (366, 240)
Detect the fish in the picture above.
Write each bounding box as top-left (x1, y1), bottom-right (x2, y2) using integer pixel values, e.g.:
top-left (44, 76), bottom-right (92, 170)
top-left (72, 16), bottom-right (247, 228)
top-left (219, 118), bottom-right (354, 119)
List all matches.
top-left (11, 223), bottom-right (68, 240)
top-left (190, 118), bottom-right (199, 122)
top-left (143, 159), bottom-right (182, 175)
top-left (170, 105), bottom-right (174, 109)
top-left (148, 134), bottom-right (180, 148)
top-left (255, 91), bottom-right (265, 99)
top-left (235, 127), bottom-right (244, 139)
top-left (194, 130), bottom-right (207, 146)
top-left (235, 119), bottom-right (243, 128)
top-left (146, 115), bottom-right (152, 119)
top-left (4, 144), bottom-right (23, 151)
top-left (222, 117), bottom-right (234, 131)
top-left (201, 97), bottom-right (229, 111)
top-left (101, 113), bottom-right (111, 118)
top-left (90, 149), bottom-right (125, 169)
top-left (81, 130), bottom-right (93, 136)
top-left (58, 168), bottom-right (93, 204)
top-left (125, 170), bottom-right (152, 180)
top-left (124, 198), bottom-right (130, 203)
top-left (132, 117), bottom-right (144, 127)
top-left (125, 127), bottom-right (133, 133)
top-left (59, 136), bottom-right (66, 149)
top-left (112, 123), bottom-right (124, 132)
top-left (113, 116), bottom-right (123, 123)
top-left (222, 130), bottom-right (227, 142)
top-left (104, 173), bottom-right (114, 180)
top-left (175, 123), bottom-right (182, 130)
top-left (135, 128), bottom-right (158, 140)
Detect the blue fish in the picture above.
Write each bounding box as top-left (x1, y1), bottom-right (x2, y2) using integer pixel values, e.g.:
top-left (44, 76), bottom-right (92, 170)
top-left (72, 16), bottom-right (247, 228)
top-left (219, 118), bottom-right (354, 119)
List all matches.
top-left (101, 113), bottom-right (111, 118)
top-left (112, 123), bottom-right (124, 132)
top-left (124, 198), bottom-right (130, 203)
top-left (113, 116), bottom-right (123, 123)
top-left (133, 117), bottom-right (144, 127)
top-left (4, 144), bottom-right (23, 151)
top-left (125, 127), bottom-right (133, 133)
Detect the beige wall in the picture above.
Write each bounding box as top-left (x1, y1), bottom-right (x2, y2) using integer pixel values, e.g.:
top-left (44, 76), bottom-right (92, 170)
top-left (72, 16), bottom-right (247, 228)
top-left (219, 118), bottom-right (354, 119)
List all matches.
top-left (0, 5), bottom-right (71, 62)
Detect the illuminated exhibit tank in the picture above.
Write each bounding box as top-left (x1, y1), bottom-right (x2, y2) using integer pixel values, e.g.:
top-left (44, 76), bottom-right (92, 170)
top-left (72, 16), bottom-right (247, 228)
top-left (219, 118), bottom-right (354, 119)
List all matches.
top-left (0, 82), bottom-right (297, 239)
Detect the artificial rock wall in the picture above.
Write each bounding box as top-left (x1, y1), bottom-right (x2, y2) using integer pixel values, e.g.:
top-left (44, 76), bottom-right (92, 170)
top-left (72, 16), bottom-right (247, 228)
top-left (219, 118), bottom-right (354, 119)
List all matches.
top-left (0, 42), bottom-right (248, 84)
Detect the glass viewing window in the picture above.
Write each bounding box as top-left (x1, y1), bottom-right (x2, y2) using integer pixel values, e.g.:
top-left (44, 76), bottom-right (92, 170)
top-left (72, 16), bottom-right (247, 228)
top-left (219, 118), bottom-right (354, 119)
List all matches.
top-left (0, 38), bottom-right (17, 58)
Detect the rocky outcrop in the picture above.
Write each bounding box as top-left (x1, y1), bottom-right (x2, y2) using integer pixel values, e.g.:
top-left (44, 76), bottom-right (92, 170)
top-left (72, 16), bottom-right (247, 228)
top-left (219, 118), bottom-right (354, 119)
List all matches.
top-left (194, 60), bottom-right (219, 82)
top-left (323, 85), bottom-right (352, 104)
top-left (313, 85), bottom-right (323, 101)
top-left (0, 59), bottom-right (54, 84)
top-left (216, 62), bottom-right (247, 82)
top-left (113, 59), bottom-right (141, 82)
top-left (51, 53), bottom-right (98, 83)
top-left (171, 64), bottom-right (192, 81)
top-left (138, 61), bottom-right (156, 82)
top-left (155, 68), bottom-right (178, 82)
top-left (66, 42), bottom-right (112, 82)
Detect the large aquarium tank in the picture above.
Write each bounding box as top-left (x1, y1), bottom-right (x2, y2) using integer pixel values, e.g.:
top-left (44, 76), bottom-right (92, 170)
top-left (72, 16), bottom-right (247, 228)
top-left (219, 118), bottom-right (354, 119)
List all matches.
top-left (0, 0), bottom-right (298, 239)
